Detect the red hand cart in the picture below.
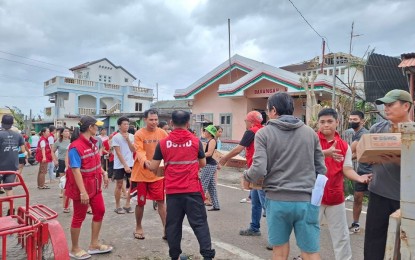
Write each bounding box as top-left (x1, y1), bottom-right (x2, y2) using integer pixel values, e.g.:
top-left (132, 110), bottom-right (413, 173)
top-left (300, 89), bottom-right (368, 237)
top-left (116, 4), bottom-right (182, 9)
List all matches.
top-left (0, 171), bottom-right (69, 260)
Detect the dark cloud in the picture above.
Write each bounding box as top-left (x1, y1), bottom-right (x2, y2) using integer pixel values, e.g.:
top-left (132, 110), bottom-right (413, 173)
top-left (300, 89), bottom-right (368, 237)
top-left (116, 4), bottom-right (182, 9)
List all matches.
top-left (0, 0), bottom-right (414, 116)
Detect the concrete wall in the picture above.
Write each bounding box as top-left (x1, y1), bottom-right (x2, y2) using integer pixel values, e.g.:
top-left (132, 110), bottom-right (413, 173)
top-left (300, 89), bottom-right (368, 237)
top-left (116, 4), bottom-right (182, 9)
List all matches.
top-left (78, 95), bottom-right (96, 109)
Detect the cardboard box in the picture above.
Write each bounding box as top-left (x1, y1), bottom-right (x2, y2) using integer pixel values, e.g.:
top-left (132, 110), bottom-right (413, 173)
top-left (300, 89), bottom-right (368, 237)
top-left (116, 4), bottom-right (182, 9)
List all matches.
top-left (156, 160), bottom-right (164, 177)
top-left (356, 133), bottom-right (401, 163)
top-left (213, 149), bottom-right (247, 168)
top-left (248, 177), bottom-right (264, 190)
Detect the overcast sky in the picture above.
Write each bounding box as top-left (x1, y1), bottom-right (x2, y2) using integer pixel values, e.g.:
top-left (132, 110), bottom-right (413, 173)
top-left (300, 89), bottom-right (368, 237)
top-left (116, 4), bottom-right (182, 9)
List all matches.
top-left (0, 0), bottom-right (414, 116)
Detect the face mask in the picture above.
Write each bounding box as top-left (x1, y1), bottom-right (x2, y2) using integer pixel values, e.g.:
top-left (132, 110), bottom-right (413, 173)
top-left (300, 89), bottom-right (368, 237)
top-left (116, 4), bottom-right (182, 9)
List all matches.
top-left (348, 122), bottom-right (360, 129)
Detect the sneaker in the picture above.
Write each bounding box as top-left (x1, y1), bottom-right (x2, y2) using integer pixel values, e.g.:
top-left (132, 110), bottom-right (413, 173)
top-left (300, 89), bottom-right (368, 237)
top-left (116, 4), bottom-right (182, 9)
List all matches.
top-left (123, 206), bottom-right (134, 213)
top-left (239, 198), bottom-right (251, 203)
top-left (349, 222), bottom-right (360, 234)
top-left (239, 228), bottom-right (261, 236)
top-left (114, 208), bottom-right (125, 214)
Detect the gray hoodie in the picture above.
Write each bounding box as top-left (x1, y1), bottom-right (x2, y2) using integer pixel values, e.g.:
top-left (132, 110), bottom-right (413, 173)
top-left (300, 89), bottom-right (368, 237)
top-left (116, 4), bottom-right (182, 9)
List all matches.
top-left (245, 115), bottom-right (326, 202)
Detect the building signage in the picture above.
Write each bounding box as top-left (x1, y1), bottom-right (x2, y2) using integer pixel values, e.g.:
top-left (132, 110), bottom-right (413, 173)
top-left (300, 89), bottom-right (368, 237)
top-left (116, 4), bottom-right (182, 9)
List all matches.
top-left (254, 88), bottom-right (283, 95)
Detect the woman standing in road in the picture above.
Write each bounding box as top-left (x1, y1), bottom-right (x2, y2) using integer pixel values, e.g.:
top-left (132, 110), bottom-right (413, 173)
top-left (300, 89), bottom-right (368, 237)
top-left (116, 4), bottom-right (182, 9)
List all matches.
top-left (200, 125), bottom-right (220, 211)
top-left (52, 127), bottom-right (71, 211)
top-left (36, 127), bottom-right (52, 189)
top-left (65, 116), bottom-right (112, 260)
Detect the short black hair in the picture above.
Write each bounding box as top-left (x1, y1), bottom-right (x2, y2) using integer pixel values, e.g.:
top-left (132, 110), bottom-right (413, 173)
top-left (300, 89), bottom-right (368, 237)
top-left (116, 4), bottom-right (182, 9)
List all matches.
top-left (117, 116), bottom-right (129, 126)
top-left (158, 121), bottom-right (168, 128)
top-left (49, 125), bottom-right (56, 132)
top-left (171, 110), bottom-right (190, 127)
top-left (350, 110), bottom-right (364, 119)
top-left (144, 109), bottom-right (158, 118)
top-left (215, 125), bottom-right (223, 131)
top-left (318, 108), bottom-right (338, 120)
top-left (128, 125), bottom-right (136, 135)
top-left (267, 92), bottom-right (294, 116)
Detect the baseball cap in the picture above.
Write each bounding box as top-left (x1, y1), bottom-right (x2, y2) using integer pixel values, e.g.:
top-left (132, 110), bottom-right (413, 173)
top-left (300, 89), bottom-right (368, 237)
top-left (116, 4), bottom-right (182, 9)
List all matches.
top-left (79, 116), bottom-right (104, 128)
top-left (375, 89), bottom-right (413, 105)
top-left (204, 125), bottom-right (217, 136)
top-left (245, 111), bottom-right (263, 125)
top-left (1, 115), bottom-right (14, 129)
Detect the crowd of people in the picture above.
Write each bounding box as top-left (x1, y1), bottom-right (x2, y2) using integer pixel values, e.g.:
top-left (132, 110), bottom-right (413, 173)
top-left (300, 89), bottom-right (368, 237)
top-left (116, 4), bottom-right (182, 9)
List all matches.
top-left (0, 88), bottom-right (412, 260)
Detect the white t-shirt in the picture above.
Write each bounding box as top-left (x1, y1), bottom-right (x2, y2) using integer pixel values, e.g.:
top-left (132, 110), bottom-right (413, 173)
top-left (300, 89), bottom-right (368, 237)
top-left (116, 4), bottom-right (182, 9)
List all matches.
top-left (112, 132), bottom-right (134, 169)
top-left (40, 140), bottom-right (46, 148)
top-left (343, 145), bottom-right (353, 168)
top-left (48, 136), bottom-right (55, 146)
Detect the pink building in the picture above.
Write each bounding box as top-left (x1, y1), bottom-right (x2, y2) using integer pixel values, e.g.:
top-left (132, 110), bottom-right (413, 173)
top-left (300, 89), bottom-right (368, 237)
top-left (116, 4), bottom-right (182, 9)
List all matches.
top-left (175, 55), bottom-right (342, 141)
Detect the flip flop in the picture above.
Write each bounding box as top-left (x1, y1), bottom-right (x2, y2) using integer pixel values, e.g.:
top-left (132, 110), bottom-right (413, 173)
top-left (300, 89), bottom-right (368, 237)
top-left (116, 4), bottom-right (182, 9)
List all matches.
top-left (133, 232), bottom-right (145, 240)
top-left (69, 249), bottom-right (91, 259)
top-left (87, 244), bottom-right (113, 255)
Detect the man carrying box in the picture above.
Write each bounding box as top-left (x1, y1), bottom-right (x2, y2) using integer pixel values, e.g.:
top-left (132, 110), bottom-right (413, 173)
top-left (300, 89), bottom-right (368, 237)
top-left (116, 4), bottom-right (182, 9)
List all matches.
top-left (364, 89), bottom-right (413, 260)
top-left (219, 111), bottom-right (265, 237)
top-left (243, 93), bottom-right (327, 260)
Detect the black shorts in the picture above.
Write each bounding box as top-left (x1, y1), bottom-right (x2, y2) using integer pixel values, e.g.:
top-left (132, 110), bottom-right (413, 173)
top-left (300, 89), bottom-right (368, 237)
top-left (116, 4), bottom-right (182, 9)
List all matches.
top-left (107, 161), bottom-right (114, 178)
top-left (354, 172), bottom-right (369, 192)
top-left (19, 157), bottom-right (26, 165)
top-left (113, 168), bottom-right (132, 180)
top-left (57, 159), bottom-right (66, 174)
top-left (0, 173), bottom-right (16, 190)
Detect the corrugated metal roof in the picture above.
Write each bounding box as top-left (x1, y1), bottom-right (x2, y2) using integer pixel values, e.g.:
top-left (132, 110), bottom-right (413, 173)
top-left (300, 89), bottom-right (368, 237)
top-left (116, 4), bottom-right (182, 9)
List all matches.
top-left (398, 58), bottom-right (415, 68)
top-left (363, 53), bottom-right (408, 102)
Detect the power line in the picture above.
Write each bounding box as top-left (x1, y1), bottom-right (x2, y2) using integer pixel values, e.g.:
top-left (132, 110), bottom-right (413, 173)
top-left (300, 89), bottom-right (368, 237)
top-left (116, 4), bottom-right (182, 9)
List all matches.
top-left (0, 57), bottom-right (68, 74)
top-left (0, 50), bottom-right (69, 69)
top-left (288, 0), bottom-right (324, 39)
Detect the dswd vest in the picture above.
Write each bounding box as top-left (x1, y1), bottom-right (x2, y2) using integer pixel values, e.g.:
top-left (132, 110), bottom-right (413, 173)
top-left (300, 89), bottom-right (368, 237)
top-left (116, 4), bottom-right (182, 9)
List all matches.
top-left (36, 136), bottom-right (52, 163)
top-left (65, 135), bottom-right (102, 200)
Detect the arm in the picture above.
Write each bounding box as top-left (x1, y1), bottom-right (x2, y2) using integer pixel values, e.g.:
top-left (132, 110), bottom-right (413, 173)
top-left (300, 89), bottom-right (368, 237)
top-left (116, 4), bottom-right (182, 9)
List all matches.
top-left (204, 139), bottom-right (216, 157)
top-left (350, 141), bottom-right (358, 160)
top-left (134, 132), bottom-right (147, 167)
top-left (114, 146), bottom-right (132, 173)
top-left (149, 143), bottom-right (163, 172)
top-left (72, 168), bottom-right (89, 204)
top-left (343, 146), bottom-right (372, 182)
top-left (314, 135), bottom-right (327, 175)
top-left (52, 143), bottom-right (58, 164)
top-left (126, 134), bottom-right (136, 153)
top-left (219, 145), bottom-right (245, 166)
top-left (149, 160), bottom-right (161, 172)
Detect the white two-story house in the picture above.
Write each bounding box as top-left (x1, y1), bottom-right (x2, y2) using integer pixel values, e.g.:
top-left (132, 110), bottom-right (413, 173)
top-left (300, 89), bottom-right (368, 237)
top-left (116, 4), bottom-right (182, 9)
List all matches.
top-left (40, 58), bottom-right (153, 131)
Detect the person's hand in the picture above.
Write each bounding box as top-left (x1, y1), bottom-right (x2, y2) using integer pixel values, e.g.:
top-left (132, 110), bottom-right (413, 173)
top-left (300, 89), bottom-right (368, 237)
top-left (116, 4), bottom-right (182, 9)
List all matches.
top-left (217, 164), bottom-right (222, 170)
top-left (240, 172), bottom-right (251, 190)
top-left (42, 157), bottom-right (46, 163)
top-left (218, 157), bottom-right (227, 167)
top-left (80, 192), bottom-right (89, 204)
top-left (122, 132), bottom-right (130, 141)
top-left (124, 166), bottom-right (132, 173)
top-left (144, 160), bottom-right (151, 169)
top-left (358, 173), bottom-right (373, 183)
top-left (380, 153), bottom-right (401, 165)
top-left (326, 141), bottom-right (344, 162)
top-left (103, 174), bottom-right (109, 188)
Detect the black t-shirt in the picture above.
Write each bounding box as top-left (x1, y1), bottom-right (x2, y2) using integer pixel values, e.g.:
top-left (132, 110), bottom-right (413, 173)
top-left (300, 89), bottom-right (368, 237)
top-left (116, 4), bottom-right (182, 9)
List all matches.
top-left (205, 139), bottom-right (217, 165)
top-left (0, 129), bottom-right (25, 171)
top-left (239, 130), bottom-right (255, 147)
top-left (153, 140), bottom-right (205, 160)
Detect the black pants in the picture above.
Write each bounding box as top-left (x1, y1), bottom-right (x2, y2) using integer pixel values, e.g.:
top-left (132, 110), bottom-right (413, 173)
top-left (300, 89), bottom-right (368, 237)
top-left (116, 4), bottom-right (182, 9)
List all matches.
top-left (166, 193), bottom-right (215, 260)
top-left (364, 192), bottom-right (400, 260)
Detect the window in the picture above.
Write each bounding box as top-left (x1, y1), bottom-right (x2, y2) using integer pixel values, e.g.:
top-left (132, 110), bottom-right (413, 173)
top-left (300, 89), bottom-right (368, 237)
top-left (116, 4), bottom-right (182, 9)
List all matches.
top-left (340, 68), bottom-right (345, 75)
top-left (135, 102), bottom-right (143, 112)
top-left (313, 70), bottom-right (317, 75)
top-left (329, 69), bottom-right (333, 76)
top-left (219, 113), bottom-right (232, 139)
top-left (335, 69), bottom-right (339, 75)
top-left (108, 76), bottom-right (111, 83)
top-left (307, 71), bottom-right (311, 76)
top-left (323, 69), bottom-right (327, 75)
top-left (125, 78), bottom-right (129, 83)
top-left (99, 74), bottom-right (102, 81)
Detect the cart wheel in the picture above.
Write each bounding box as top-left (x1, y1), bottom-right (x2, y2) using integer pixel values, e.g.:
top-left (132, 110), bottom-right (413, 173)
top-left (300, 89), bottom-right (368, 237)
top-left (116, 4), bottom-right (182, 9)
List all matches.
top-left (41, 219), bottom-right (69, 260)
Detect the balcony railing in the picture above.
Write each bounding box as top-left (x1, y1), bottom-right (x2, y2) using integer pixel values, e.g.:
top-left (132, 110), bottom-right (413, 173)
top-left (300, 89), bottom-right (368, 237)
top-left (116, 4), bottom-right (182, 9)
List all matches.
top-left (79, 107), bottom-right (96, 116)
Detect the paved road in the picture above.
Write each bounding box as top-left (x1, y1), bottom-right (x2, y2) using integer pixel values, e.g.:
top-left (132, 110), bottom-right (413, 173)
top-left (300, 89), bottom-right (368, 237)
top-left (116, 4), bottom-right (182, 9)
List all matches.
top-left (1, 165), bottom-right (367, 259)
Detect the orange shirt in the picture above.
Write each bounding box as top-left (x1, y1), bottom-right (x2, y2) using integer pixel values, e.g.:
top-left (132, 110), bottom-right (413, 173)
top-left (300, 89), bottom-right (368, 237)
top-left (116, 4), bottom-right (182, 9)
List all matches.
top-left (131, 127), bottom-right (168, 182)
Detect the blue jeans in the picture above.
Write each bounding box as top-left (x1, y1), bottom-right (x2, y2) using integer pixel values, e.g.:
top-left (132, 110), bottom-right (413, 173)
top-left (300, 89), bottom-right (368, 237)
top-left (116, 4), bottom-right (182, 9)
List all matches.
top-left (250, 189), bottom-right (266, 232)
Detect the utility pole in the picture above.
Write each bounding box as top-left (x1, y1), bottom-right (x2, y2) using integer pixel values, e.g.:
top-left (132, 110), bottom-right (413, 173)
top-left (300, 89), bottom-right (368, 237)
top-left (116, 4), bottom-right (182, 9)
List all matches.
top-left (320, 39), bottom-right (325, 74)
top-left (348, 21), bottom-right (362, 87)
top-left (156, 82), bottom-right (159, 111)
top-left (332, 53), bottom-right (336, 108)
top-left (228, 18), bottom-right (232, 84)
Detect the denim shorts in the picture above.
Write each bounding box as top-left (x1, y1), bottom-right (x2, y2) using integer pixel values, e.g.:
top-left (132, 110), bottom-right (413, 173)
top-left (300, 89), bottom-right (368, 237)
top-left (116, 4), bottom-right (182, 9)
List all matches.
top-left (266, 199), bottom-right (320, 253)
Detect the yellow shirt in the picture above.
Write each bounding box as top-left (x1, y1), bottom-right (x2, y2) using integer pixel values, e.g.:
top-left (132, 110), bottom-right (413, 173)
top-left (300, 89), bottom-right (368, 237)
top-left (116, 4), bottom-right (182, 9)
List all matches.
top-left (131, 127), bottom-right (168, 182)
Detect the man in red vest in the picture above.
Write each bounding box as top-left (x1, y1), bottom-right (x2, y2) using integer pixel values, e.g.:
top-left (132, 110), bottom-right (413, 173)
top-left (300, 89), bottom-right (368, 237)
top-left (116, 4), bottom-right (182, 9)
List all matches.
top-left (149, 110), bottom-right (215, 260)
top-left (219, 111), bottom-right (265, 237)
top-left (317, 108), bottom-right (372, 260)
